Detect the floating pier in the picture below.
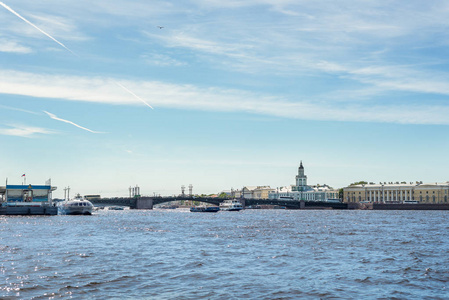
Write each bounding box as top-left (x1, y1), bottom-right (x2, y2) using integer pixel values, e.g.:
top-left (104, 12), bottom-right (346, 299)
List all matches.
top-left (0, 183), bottom-right (58, 215)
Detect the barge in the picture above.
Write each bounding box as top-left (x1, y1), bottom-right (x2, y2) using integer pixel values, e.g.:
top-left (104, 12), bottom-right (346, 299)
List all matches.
top-left (0, 181), bottom-right (58, 215)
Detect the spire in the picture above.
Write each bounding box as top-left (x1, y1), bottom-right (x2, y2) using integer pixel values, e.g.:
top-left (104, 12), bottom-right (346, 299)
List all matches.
top-left (295, 160), bottom-right (307, 191)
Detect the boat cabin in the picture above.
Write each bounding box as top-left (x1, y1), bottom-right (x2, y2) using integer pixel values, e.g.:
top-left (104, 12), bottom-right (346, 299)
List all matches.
top-left (0, 184), bottom-right (57, 205)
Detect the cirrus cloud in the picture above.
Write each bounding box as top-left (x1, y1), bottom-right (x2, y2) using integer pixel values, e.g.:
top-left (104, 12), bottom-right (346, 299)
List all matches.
top-left (0, 69), bottom-right (449, 125)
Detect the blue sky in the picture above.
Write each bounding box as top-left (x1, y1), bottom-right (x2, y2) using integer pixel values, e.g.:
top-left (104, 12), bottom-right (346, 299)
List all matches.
top-left (1, 0), bottom-right (448, 198)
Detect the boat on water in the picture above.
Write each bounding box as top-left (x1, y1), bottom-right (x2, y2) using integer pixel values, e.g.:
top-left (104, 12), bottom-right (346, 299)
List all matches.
top-left (219, 199), bottom-right (243, 211)
top-left (0, 182), bottom-right (58, 215)
top-left (58, 194), bottom-right (93, 215)
top-left (107, 206), bottom-right (125, 210)
top-left (190, 206), bottom-right (220, 213)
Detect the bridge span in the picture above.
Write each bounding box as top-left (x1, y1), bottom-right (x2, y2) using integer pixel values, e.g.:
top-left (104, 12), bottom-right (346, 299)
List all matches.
top-left (90, 197), bottom-right (347, 210)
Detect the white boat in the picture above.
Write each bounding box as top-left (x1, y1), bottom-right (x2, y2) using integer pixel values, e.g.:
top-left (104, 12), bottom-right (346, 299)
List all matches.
top-left (58, 194), bottom-right (93, 215)
top-left (219, 199), bottom-right (243, 211)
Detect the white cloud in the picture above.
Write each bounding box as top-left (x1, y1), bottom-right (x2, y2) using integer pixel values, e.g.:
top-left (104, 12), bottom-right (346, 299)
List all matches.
top-left (0, 38), bottom-right (32, 53)
top-left (28, 14), bottom-right (86, 40)
top-left (0, 123), bottom-right (54, 137)
top-left (133, 0), bottom-right (449, 82)
top-left (2, 1), bottom-right (449, 126)
top-left (0, 104), bottom-right (39, 114)
top-left (141, 53), bottom-right (186, 67)
top-left (1, 69), bottom-right (449, 125)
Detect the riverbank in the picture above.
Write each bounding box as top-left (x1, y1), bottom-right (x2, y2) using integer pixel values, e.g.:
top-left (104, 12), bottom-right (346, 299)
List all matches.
top-left (348, 202), bottom-right (449, 210)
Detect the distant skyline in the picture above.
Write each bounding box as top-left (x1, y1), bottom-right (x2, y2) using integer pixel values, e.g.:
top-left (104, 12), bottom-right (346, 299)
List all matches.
top-left (1, 1), bottom-right (448, 198)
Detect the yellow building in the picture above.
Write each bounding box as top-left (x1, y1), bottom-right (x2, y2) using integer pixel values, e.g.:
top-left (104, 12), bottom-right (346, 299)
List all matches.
top-left (343, 182), bottom-right (449, 204)
top-left (242, 186), bottom-right (275, 199)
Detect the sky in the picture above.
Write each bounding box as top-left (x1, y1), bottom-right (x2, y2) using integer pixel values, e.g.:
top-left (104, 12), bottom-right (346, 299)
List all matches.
top-left (1, 0), bottom-right (448, 198)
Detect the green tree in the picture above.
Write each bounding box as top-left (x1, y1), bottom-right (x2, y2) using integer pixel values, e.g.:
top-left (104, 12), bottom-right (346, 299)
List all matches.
top-left (349, 181), bottom-right (368, 186)
top-left (218, 192), bottom-right (228, 199)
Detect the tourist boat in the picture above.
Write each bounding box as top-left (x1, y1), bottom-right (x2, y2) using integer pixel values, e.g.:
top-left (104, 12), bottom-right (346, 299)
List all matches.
top-left (190, 206), bottom-right (220, 213)
top-left (219, 199), bottom-right (243, 211)
top-left (58, 194), bottom-right (93, 215)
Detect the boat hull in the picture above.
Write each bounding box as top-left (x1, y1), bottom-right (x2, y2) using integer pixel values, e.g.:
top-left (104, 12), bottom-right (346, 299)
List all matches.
top-left (0, 206), bottom-right (58, 215)
top-left (58, 206), bottom-right (93, 215)
top-left (190, 206), bottom-right (220, 212)
top-left (220, 208), bottom-right (243, 211)
top-left (60, 209), bottom-right (92, 215)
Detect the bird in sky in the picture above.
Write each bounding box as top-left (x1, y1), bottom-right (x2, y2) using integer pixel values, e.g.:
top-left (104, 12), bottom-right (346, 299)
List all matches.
top-left (157, 26), bottom-right (164, 29)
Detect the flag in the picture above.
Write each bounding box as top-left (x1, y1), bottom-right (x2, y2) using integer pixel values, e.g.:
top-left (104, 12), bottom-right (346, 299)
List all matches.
top-left (21, 174), bottom-right (25, 177)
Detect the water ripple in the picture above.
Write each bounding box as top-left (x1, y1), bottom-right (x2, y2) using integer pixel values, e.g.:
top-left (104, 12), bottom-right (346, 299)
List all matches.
top-left (1, 210), bottom-right (449, 298)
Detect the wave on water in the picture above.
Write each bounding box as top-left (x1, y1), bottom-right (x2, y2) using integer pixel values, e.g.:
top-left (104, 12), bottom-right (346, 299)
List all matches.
top-left (1, 210), bottom-right (449, 299)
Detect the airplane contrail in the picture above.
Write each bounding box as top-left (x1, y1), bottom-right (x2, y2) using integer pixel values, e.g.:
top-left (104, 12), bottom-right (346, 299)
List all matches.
top-left (114, 81), bottom-right (154, 109)
top-left (1, 2), bottom-right (154, 110)
top-left (0, 1), bottom-right (78, 57)
top-left (43, 111), bottom-right (102, 133)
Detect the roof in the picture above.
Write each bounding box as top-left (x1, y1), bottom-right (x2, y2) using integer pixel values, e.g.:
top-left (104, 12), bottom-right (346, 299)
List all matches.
top-left (0, 185), bottom-right (57, 193)
top-left (243, 186), bottom-right (258, 191)
top-left (311, 186), bottom-right (336, 192)
top-left (346, 182), bottom-right (449, 189)
top-left (278, 186), bottom-right (293, 192)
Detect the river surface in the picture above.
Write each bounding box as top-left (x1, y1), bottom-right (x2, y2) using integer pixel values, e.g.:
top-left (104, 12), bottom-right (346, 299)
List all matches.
top-left (1, 209), bottom-right (449, 299)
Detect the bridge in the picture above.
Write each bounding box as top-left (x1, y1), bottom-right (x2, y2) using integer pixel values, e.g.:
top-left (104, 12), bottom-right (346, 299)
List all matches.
top-left (90, 196), bottom-right (347, 210)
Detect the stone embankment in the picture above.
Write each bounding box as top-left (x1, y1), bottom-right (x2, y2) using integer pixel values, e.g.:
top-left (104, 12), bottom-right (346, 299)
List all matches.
top-left (347, 202), bottom-right (449, 210)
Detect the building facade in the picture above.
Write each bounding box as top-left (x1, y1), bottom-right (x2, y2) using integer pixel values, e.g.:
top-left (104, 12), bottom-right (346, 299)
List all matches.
top-left (240, 186), bottom-right (275, 199)
top-left (269, 162), bottom-right (339, 201)
top-left (343, 182), bottom-right (449, 204)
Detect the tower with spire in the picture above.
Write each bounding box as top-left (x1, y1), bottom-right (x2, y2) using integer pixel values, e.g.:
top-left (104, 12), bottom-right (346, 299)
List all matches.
top-left (294, 161), bottom-right (307, 191)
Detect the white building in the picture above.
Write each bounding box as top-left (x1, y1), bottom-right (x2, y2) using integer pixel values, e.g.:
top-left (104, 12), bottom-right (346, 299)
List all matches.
top-left (269, 161), bottom-right (339, 202)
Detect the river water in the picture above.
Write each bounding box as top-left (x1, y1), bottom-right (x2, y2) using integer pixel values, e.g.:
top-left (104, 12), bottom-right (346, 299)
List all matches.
top-left (1, 209), bottom-right (449, 299)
